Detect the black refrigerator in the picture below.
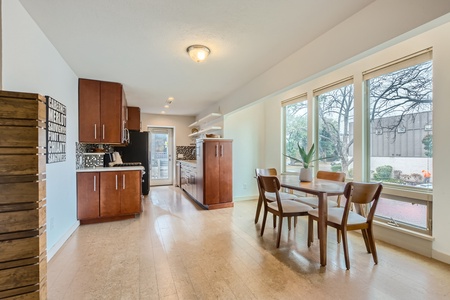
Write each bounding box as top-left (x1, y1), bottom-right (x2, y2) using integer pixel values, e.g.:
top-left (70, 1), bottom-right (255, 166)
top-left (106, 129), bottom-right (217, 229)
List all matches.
top-left (119, 131), bottom-right (150, 195)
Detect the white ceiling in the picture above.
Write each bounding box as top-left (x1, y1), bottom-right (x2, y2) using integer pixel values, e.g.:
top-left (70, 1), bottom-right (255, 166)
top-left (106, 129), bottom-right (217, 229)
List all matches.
top-left (19, 0), bottom-right (375, 116)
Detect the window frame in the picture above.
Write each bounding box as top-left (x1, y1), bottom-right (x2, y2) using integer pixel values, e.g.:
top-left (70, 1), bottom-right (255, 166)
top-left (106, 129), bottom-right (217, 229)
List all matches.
top-left (282, 93), bottom-right (308, 174)
top-left (363, 48), bottom-right (433, 235)
top-left (312, 77), bottom-right (354, 175)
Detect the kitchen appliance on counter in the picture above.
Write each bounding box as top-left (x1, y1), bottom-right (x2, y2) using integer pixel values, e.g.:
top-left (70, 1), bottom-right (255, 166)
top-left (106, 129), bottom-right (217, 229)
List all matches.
top-left (118, 131), bottom-right (150, 195)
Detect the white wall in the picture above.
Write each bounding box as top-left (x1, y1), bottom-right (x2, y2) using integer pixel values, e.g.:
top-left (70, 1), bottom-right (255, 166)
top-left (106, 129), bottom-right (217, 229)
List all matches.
top-left (2, 1), bottom-right (79, 259)
top-left (224, 102), bottom-right (265, 200)
top-left (141, 113), bottom-right (195, 146)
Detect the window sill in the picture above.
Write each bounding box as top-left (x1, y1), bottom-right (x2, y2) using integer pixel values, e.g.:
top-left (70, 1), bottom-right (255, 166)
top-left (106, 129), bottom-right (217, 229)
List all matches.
top-left (374, 220), bottom-right (434, 241)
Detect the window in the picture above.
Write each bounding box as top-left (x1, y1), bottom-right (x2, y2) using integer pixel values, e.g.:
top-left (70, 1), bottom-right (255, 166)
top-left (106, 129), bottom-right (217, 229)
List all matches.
top-left (282, 94), bottom-right (308, 173)
top-left (314, 78), bottom-right (354, 179)
top-left (364, 49), bottom-right (433, 234)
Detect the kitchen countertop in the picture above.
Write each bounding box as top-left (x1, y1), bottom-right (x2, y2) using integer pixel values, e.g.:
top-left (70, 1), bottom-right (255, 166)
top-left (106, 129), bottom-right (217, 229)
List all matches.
top-left (177, 160), bottom-right (197, 166)
top-left (77, 166), bottom-right (145, 172)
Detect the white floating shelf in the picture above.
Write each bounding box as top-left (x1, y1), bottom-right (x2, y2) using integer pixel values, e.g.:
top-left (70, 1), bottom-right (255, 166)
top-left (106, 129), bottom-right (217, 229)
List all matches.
top-left (188, 126), bottom-right (222, 137)
top-left (83, 152), bottom-right (106, 155)
top-left (188, 113), bottom-right (222, 128)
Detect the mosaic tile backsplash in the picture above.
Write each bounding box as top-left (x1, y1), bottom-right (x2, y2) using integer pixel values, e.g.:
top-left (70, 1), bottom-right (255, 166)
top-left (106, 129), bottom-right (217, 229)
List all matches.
top-left (176, 146), bottom-right (196, 160)
top-left (76, 143), bottom-right (114, 169)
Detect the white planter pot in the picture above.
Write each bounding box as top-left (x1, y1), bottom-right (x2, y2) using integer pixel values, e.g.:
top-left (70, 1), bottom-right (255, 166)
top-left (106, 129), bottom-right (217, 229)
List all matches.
top-left (299, 168), bottom-right (313, 182)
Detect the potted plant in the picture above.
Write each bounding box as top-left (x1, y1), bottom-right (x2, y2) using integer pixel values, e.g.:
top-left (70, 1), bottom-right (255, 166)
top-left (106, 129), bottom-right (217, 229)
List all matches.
top-left (284, 143), bottom-right (319, 181)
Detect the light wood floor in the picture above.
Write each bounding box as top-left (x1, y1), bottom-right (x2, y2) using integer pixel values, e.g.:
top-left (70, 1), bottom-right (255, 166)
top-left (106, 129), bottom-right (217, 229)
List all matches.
top-left (48, 186), bottom-right (450, 299)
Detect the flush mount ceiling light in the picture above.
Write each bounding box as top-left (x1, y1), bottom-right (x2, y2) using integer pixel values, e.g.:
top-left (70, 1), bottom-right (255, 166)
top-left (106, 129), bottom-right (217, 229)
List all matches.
top-left (186, 45), bottom-right (210, 63)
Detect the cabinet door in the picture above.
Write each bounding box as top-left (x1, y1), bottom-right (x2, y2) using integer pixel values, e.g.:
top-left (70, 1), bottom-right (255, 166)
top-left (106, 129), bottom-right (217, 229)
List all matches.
top-left (203, 141), bottom-right (220, 205)
top-left (77, 172), bottom-right (100, 220)
top-left (79, 79), bottom-right (101, 143)
top-left (127, 106), bottom-right (141, 131)
top-left (100, 81), bottom-right (123, 143)
top-left (100, 172), bottom-right (121, 217)
top-left (120, 171), bottom-right (141, 214)
top-left (219, 141), bottom-right (233, 203)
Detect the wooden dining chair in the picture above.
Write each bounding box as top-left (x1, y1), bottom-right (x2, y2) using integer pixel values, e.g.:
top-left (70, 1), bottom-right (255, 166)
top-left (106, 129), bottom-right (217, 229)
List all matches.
top-left (258, 175), bottom-right (312, 248)
top-left (254, 168), bottom-right (300, 227)
top-left (307, 181), bottom-right (383, 269)
top-left (296, 170), bottom-right (346, 208)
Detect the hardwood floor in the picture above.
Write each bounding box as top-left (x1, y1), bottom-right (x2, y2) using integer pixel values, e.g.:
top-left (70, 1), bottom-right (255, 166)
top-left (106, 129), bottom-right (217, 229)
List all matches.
top-left (48, 186), bottom-right (450, 299)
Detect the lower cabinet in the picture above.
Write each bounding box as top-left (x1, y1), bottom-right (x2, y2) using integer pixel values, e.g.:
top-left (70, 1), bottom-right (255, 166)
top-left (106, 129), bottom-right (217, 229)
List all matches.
top-left (77, 172), bottom-right (100, 219)
top-left (77, 170), bottom-right (141, 223)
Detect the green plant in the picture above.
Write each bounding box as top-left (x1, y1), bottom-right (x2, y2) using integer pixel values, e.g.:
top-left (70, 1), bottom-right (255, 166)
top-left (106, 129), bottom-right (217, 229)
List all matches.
top-left (284, 143), bottom-right (327, 169)
top-left (331, 163), bottom-right (342, 172)
top-left (373, 165), bottom-right (393, 180)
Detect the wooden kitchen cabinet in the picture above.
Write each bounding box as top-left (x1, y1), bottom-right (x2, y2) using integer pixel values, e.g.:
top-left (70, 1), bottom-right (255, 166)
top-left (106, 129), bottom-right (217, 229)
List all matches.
top-left (100, 171), bottom-right (141, 217)
top-left (77, 172), bottom-right (100, 219)
top-left (127, 106), bottom-right (141, 131)
top-left (196, 139), bottom-right (233, 209)
top-left (77, 170), bottom-right (141, 223)
top-left (78, 78), bottom-right (124, 144)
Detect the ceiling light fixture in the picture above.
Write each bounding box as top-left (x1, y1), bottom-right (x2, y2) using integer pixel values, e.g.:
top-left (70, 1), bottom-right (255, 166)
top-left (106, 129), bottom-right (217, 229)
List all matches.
top-left (186, 45), bottom-right (210, 63)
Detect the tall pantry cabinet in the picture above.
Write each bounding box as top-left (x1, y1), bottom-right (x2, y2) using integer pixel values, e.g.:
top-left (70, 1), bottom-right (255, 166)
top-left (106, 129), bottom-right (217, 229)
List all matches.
top-left (0, 91), bottom-right (47, 299)
top-left (196, 139), bottom-right (233, 209)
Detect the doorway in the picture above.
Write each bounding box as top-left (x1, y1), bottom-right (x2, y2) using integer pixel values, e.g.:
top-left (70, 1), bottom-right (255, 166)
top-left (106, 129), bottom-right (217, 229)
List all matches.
top-left (149, 127), bottom-right (174, 186)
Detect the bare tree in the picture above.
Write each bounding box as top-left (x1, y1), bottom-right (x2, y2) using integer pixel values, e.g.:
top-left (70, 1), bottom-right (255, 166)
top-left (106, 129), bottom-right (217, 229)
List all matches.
top-left (318, 84), bottom-right (354, 174)
top-left (369, 61), bottom-right (433, 135)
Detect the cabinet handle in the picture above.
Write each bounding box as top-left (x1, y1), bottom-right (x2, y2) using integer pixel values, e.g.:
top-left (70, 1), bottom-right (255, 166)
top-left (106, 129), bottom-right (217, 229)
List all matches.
top-left (215, 145), bottom-right (218, 157)
top-left (94, 175), bottom-right (96, 192)
top-left (221, 145), bottom-right (224, 157)
top-left (102, 124), bottom-right (105, 139)
top-left (115, 174), bottom-right (118, 190)
top-left (123, 174), bottom-right (126, 189)
top-left (94, 124), bottom-right (97, 139)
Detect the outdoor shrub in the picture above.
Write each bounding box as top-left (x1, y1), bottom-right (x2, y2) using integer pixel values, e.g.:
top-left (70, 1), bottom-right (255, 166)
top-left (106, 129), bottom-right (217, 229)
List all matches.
top-left (331, 164), bottom-right (342, 172)
top-left (373, 165), bottom-right (393, 180)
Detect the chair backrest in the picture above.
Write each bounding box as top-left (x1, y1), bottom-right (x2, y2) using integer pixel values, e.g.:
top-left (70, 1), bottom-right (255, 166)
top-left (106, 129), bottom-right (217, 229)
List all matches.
top-left (317, 170), bottom-right (346, 182)
top-left (342, 182), bottom-right (383, 223)
top-left (258, 175), bottom-right (283, 212)
top-left (255, 168), bottom-right (278, 177)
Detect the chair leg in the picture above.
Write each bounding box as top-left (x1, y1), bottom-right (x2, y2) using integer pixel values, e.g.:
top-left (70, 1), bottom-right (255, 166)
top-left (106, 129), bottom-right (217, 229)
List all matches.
top-left (273, 215), bottom-right (277, 228)
top-left (294, 216), bottom-right (298, 228)
top-left (288, 217), bottom-right (291, 231)
top-left (276, 216), bottom-right (283, 248)
top-left (361, 229), bottom-right (371, 253)
top-left (254, 196), bottom-right (263, 224)
top-left (341, 229), bottom-right (350, 270)
top-left (260, 210), bottom-right (268, 236)
top-left (367, 225), bottom-right (378, 264)
top-left (336, 229), bottom-right (341, 243)
top-left (307, 216), bottom-right (314, 247)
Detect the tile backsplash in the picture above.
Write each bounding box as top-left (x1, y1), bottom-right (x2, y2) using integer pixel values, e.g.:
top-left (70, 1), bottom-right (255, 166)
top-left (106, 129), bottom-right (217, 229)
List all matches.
top-left (176, 146), bottom-right (196, 160)
top-left (76, 143), bottom-right (114, 169)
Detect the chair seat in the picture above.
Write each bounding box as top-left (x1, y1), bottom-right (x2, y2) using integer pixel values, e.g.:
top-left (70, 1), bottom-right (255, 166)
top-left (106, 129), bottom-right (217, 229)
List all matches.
top-left (295, 196), bottom-right (338, 208)
top-left (308, 207), bottom-right (367, 225)
top-left (265, 191), bottom-right (298, 201)
top-left (268, 200), bottom-right (312, 213)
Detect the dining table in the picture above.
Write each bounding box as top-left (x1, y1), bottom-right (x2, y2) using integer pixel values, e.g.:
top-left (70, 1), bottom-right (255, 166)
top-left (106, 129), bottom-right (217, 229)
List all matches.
top-left (279, 174), bottom-right (347, 266)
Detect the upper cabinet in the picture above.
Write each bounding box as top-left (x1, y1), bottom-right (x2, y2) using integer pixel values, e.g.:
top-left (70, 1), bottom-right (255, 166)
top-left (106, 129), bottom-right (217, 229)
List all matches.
top-left (188, 113), bottom-right (222, 138)
top-left (79, 78), bottom-right (125, 144)
top-left (127, 106), bottom-right (141, 131)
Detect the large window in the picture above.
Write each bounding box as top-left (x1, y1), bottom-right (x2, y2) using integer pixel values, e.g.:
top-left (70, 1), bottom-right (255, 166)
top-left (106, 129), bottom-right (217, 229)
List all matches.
top-left (314, 78), bottom-right (354, 179)
top-left (283, 94), bottom-right (308, 173)
top-left (364, 49), bottom-right (433, 234)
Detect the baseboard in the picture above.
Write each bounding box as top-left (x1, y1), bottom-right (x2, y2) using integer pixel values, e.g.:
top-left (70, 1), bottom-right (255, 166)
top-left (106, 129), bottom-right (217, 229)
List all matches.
top-left (233, 196), bottom-right (258, 202)
top-left (373, 222), bottom-right (433, 257)
top-left (47, 220), bottom-right (80, 261)
top-left (432, 249), bottom-right (450, 264)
